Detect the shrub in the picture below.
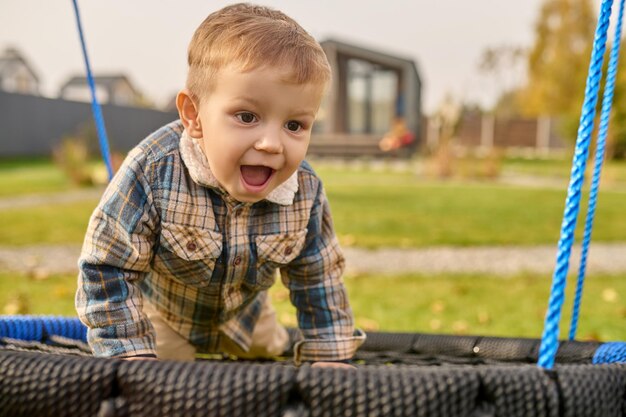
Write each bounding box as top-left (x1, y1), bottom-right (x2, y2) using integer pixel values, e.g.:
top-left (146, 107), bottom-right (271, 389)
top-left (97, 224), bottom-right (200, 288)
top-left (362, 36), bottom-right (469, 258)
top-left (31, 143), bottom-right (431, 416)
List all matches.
top-left (53, 134), bottom-right (93, 186)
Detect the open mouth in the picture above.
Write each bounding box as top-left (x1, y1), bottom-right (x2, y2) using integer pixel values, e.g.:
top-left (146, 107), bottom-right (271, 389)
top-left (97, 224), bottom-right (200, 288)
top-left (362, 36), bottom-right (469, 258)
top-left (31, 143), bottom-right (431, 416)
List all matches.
top-left (240, 165), bottom-right (275, 190)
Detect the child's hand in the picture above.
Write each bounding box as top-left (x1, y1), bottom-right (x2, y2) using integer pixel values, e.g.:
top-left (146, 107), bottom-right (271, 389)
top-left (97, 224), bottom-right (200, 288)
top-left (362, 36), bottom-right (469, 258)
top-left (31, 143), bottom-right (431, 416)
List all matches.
top-left (311, 361), bottom-right (355, 370)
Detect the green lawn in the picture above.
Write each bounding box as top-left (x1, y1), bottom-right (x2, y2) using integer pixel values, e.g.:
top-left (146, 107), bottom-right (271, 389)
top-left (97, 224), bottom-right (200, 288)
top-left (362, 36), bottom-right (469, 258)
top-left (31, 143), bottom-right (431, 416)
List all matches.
top-left (2, 271), bottom-right (624, 342)
top-left (502, 155), bottom-right (626, 186)
top-left (0, 159), bottom-right (72, 196)
top-left (1, 159), bottom-right (626, 247)
top-left (273, 272), bottom-right (626, 342)
top-left (314, 161), bottom-right (626, 248)
top-left (0, 200), bottom-right (97, 246)
top-left (326, 177), bottom-right (626, 248)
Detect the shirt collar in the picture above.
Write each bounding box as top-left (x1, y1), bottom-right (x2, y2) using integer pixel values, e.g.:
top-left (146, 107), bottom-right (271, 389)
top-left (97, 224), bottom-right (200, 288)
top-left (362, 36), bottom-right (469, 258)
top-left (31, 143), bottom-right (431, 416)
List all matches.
top-left (178, 129), bottom-right (298, 206)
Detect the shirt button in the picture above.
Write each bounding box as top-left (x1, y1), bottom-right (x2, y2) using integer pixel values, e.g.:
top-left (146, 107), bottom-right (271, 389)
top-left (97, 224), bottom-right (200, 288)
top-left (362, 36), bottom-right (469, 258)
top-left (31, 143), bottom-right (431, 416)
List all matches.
top-left (186, 241), bottom-right (197, 251)
top-left (284, 246), bottom-right (293, 256)
top-left (233, 256), bottom-right (242, 266)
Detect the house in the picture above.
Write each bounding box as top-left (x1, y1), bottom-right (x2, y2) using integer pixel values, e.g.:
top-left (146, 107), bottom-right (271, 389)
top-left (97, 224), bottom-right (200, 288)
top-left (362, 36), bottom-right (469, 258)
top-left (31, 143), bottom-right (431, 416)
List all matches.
top-left (58, 74), bottom-right (144, 107)
top-left (0, 47), bottom-right (40, 95)
top-left (308, 39), bottom-right (423, 158)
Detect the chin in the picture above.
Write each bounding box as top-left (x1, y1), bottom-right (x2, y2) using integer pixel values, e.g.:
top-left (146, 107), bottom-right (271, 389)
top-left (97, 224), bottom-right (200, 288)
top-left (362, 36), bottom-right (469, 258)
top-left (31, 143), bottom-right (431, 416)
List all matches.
top-left (232, 190), bottom-right (269, 204)
top-left (237, 196), bottom-right (264, 203)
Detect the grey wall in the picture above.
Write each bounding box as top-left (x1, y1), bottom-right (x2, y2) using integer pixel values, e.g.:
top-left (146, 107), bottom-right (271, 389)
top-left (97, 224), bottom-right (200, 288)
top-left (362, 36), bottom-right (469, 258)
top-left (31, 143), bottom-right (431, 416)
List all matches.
top-left (0, 91), bottom-right (178, 157)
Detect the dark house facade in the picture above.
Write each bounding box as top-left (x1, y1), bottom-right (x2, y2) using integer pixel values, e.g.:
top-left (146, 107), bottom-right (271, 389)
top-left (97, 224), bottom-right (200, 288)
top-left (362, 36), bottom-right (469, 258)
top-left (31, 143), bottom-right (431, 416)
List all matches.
top-left (308, 39), bottom-right (422, 157)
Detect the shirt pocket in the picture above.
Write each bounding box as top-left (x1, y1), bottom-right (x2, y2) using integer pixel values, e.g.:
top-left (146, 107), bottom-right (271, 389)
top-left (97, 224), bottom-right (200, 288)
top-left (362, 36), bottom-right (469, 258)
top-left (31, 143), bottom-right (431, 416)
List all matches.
top-left (254, 229), bottom-right (307, 288)
top-left (156, 221), bottom-right (223, 287)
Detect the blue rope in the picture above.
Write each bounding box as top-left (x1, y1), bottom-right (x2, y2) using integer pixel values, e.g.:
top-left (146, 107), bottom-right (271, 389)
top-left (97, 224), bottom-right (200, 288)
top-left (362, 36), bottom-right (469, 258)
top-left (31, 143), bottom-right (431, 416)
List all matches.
top-left (569, 0), bottom-right (626, 341)
top-left (0, 316), bottom-right (87, 343)
top-left (593, 342), bottom-right (626, 363)
top-left (537, 0), bottom-right (614, 369)
top-left (71, 0), bottom-right (114, 181)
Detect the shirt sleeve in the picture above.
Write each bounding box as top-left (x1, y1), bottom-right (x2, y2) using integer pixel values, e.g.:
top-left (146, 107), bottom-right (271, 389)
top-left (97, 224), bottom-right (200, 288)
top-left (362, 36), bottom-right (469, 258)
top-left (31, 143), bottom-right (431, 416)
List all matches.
top-left (75, 148), bottom-right (158, 358)
top-left (280, 182), bottom-right (366, 364)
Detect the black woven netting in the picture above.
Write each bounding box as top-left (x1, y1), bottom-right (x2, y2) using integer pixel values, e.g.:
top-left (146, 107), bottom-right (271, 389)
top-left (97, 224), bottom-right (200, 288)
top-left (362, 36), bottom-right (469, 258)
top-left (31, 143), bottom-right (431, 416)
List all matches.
top-left (1, 331), bottom-right (625, 417)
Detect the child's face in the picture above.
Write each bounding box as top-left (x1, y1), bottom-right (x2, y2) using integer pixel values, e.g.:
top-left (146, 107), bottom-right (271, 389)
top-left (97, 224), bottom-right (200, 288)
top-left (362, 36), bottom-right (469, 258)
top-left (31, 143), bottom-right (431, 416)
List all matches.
top-left (191, 65), bottom-right (324, 203)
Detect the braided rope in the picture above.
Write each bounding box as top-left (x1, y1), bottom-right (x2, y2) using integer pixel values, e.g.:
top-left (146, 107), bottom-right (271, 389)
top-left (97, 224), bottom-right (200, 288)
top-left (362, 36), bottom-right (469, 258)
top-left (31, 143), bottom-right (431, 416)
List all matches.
top-left (570, 0), bottom-right (626, 341)
top-left (71, 0), bottom-right (114, 180)
top-left (1, 350), bottom-right (624, 417)
top-left (0, 317), bottom-right (615, 366)
top-left (592, 341), bottom-right (626, 363)
top-left (0, 315), bottom-right (87, 342)
top-left (538, 0), bottom-right (614, 369)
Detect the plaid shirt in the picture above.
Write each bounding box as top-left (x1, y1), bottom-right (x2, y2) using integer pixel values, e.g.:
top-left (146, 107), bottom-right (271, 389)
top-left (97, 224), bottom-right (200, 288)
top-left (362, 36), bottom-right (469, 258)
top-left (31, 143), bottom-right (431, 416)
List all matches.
top-left (76, 120), bottom-right (364, 363)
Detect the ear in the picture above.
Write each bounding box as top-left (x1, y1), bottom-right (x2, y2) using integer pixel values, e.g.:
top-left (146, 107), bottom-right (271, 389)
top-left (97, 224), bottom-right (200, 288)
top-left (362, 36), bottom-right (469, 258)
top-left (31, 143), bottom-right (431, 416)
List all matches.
top-left (176, 89), bottom-right (203, 138)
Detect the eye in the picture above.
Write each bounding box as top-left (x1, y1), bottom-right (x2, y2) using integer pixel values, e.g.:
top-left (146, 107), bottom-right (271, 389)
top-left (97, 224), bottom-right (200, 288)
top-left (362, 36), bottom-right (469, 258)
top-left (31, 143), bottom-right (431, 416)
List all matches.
top-left (285, 120), bottom-right (302, 132)
top-left (236, 112), bottom-right (257, 124)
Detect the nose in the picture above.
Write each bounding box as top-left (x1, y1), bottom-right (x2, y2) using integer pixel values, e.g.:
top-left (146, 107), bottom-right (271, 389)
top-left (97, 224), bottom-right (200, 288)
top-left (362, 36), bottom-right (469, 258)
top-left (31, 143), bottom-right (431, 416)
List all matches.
top-left (254, 127), bottom-right (283, 154)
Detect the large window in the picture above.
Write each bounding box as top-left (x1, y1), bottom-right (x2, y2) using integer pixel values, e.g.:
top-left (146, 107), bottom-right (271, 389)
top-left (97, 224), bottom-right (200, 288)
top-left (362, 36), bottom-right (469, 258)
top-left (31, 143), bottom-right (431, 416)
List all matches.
top-left (347, 58), bottom-right (397, 135)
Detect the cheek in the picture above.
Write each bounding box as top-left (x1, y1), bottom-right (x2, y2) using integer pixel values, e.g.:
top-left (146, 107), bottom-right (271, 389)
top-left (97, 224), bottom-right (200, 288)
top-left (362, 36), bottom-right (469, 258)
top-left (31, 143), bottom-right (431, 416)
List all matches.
top-left (288, 139), bottom-right (310, 161)
top-left (209, 147), bottom-right (237, 172)
top-left (280, 142), bottom-right (308, 179)
top-left (201, 139), bottom-right (235, 175)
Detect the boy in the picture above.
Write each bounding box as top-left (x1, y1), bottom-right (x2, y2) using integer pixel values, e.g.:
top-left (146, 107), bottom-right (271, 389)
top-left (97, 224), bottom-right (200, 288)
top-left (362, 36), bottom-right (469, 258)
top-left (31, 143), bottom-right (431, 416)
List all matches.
top-left (76, 3), bottom-right (364, 366)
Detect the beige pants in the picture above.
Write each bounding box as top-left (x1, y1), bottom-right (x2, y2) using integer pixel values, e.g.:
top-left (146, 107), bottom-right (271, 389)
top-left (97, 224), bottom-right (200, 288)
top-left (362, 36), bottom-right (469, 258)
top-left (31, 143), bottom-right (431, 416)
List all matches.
top-left (143, 295), bottom-right (289, 361)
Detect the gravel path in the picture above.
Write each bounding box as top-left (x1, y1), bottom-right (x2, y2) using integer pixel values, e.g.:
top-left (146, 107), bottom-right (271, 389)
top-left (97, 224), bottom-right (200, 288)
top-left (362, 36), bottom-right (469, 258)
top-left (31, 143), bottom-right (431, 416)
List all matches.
top-left (344, 243), bottom-right (626, 276)
top-left (2, 243), bottom-right (626, 277)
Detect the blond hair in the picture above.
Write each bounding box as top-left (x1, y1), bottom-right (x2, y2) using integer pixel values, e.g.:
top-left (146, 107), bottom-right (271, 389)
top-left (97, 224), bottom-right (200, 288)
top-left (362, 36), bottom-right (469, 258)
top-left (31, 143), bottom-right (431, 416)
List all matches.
top-left (186, 3), bottom-right (331, 100)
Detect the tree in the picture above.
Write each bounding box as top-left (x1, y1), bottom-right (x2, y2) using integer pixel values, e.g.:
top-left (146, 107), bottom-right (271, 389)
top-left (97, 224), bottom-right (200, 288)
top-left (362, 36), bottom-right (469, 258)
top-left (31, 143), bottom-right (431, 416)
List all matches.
top-left (478, 45), bottom-right (526, 116)
top-left (607, 48), bottom-right (626, 159)
top-left (519, 0), bottom-right (596, 141)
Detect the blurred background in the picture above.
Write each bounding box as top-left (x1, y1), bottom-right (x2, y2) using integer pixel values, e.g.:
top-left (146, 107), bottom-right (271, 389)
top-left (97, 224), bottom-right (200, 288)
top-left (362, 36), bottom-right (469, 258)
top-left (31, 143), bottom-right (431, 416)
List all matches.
top-left (0, 0), bottom-right (624, 342)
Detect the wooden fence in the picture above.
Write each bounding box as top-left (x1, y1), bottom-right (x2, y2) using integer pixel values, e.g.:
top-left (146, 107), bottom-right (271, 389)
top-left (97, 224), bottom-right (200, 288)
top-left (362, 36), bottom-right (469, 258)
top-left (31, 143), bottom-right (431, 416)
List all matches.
top-left (426, 112), bottom-right (568, 156)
